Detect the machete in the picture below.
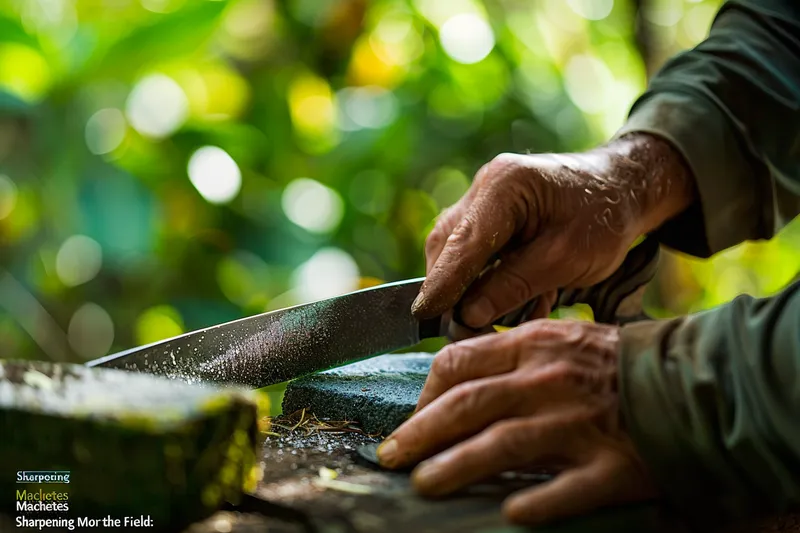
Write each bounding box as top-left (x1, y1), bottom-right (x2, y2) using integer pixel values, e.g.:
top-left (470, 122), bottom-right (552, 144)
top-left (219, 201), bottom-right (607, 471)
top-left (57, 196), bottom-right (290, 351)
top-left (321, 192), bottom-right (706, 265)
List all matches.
top-left (87, 238), bottom-right (659, 389)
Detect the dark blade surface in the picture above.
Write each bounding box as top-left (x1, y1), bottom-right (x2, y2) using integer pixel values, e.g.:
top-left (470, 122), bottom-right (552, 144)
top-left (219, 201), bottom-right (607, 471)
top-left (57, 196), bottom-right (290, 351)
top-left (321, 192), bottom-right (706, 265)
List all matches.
top-left (87, 278), bottom-right (428, 389)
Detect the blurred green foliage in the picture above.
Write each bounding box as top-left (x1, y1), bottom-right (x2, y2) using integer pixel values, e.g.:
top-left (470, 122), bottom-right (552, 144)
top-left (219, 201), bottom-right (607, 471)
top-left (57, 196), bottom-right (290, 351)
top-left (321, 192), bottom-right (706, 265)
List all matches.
top-left (0, 0), bottom-right (797, 364)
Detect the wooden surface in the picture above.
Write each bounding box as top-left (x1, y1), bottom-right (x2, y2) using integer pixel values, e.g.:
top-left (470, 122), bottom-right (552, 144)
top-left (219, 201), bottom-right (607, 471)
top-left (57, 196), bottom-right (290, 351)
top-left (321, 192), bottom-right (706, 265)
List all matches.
top-left (3, 405), bottom-right (797, 532)
top-left (183, 426), bottom-right (800, 533)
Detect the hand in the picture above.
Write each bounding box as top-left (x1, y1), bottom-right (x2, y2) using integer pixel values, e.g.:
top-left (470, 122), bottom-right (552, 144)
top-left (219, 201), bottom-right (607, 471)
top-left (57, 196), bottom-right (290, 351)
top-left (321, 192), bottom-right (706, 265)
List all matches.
top-left (376, 320), bottom-right (659, 525)
top-left (412, 133), bottom-right (694, 330)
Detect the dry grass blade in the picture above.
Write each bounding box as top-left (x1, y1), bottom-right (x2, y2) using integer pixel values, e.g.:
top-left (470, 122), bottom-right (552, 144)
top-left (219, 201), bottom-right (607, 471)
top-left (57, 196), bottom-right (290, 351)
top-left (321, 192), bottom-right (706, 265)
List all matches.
top-left (263, 408), bottom-right (380, 438)
top-left (289, 408), bottom-right (307, 431)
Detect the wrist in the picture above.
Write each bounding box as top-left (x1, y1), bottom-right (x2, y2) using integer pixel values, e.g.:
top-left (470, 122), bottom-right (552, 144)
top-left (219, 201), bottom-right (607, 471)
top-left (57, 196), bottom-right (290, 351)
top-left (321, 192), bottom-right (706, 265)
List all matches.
top-left (608, 133), bottom-right (697, 236)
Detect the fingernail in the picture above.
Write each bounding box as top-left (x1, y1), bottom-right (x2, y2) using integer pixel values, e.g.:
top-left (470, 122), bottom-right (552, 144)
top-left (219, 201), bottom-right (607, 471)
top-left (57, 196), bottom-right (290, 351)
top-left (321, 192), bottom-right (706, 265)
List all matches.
top-left (376, 439), bottom-right (398, 467)
top-left (462, 296), bottom-right (495, 328)
top-left (411, 291), bottom-right (425, 315)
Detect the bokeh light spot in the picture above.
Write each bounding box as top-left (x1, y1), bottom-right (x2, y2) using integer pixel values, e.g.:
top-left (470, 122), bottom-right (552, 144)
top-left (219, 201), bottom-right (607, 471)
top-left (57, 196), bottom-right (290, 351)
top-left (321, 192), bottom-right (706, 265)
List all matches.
top-left (187, 146), bottom-right (242, 204)
top-left (221, 0), bottom-right (275, 61)
top-left (0, 44), bottom-right (51, 101)
top-left (125, 74), bottom-right (189, 139)
top-left (292, 248), bottom-right (359, 302)
top-left (288, 74), bottom-right (337, 148)
top-left (414, 0), bottom-right (481, 27)
top-left (282, 178), bottom-right (344, 233)
top-left (425, 167), bottom-right (470, 209)
top-left (643, 0), bottom-right (684, 27)
top-left (567, 0), bottom-right (613, 21)
top-left (350, 36), bottom-right (406, 88)
top-left (564, 54), bottom-right (615, 114)
top-left (439, 13), bottom-right (495, 64)
top-left (369, 10), bottom-right (424, 67)
top-left (337, 86), bottom-right (399, 130)
top-left (0, 174), bottom-right (18, 220)
top-left (85, 108), bottom-right (127, 155)
top-left (374, 13), bottom-right (413, 44)
top-left (20, 0), bottom-right (78, 47)
top-left (68, 303), bottom-right (114, 359)
top-left (56, 235), bottom-right (103, 287)
top-left (135, 305), bottom-right (184, 345)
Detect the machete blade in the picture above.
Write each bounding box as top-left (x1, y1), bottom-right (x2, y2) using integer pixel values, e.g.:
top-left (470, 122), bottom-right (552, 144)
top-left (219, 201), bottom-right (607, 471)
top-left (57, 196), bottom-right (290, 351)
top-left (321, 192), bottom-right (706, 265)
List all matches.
top-left (88, 278), bottom-right (433, 389)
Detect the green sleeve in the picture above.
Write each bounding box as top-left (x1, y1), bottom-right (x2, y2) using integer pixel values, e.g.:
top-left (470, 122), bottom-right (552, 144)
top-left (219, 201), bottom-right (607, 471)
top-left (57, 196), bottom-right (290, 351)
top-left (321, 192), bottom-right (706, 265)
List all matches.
top-left (614, 0), bottom-right (800, 528)
top-left (615, 0), bottom-right (800, 257)
top-left (619, 283), bottom-right (800, 529)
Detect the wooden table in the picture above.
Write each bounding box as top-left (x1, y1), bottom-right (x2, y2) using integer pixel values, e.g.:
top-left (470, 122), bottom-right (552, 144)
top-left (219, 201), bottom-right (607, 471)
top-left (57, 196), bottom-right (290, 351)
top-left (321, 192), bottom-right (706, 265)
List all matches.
top-left (184, 426), bottom-right (800, 533)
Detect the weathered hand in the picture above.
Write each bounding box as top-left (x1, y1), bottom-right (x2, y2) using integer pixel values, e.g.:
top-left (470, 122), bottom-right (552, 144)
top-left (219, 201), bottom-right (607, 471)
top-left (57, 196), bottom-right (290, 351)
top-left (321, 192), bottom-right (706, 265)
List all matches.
top-left (412, 133), bottom-right (694, 330)
top-left (377, 320), bottom-right (658, 525)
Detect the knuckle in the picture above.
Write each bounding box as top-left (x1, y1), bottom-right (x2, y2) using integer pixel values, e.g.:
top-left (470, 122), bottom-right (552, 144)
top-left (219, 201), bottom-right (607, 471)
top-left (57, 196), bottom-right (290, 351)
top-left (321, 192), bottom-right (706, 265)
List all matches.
top-left (564, 321), bottom-right (590, 345)
top-left (446, 220), bottom-right (475, 248)
top-left (513, 359), bottom-right (582, 391)
top-left (521, 319), bottom-right (563, 342)
top-left (548, 360), bottom-right (582, 382)
top-left (430, 345), bottom-right (459, 382)
top-left (490, 152), bottom-right (521, 170)
top-left (474, 163), bottom-right (491, 184)
top-left (425, 227), bottom-right (446, 255)
top-left (448, 381), bottom-right (484, 416)
top-left (479, 153), bottom-right (521, 185)
top-left (503, 375), bottom-right (542, 402)
top-left (487, 420), bottom-right (531, 463)
top-left (538, 319), bottom-right (591, 349)
top-left (452, 371), bottom-right (510, 414)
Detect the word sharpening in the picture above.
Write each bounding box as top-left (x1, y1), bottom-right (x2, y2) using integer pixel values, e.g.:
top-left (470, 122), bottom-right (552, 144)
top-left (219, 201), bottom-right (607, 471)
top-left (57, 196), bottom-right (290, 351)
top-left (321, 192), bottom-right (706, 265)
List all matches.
top-left (15, 515), bottom-right (154, 530)
top-left (16, 470), bottom-right (70, 483)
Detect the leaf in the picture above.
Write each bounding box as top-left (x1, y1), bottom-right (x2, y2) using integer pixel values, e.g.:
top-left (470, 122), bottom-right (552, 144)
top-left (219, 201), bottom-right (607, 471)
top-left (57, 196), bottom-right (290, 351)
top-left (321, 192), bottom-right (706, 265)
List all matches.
top-left (90, 0), bottom-right (228, 80)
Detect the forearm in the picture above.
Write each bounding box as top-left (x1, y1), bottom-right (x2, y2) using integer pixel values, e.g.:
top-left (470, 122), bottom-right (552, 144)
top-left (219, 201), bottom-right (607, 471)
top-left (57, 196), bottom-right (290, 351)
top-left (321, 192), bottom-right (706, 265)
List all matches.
top-left (619, 282), bottom-right (800, 529)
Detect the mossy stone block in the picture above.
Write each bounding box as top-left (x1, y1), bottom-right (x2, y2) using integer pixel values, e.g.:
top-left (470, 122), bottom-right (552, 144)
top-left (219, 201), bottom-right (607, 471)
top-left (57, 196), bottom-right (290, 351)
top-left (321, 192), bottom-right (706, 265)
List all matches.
top-left (0, 360), bottom-right (265, 531)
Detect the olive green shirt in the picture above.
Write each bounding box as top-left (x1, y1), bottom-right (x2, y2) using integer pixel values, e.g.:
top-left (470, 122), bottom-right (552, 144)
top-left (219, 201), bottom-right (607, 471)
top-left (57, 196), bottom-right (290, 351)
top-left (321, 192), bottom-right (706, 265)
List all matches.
top-left (614, 0), bottom-right (800, 530)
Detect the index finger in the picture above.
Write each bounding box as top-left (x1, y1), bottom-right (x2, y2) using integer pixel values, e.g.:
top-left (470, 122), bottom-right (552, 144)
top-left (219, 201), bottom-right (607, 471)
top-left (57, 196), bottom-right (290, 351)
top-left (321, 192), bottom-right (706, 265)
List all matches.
top-left (412, 188), bottom-right (519, 319)
top-left (423, 179), bottom-right (480, 274)
top-left (380, 373), bottom-right (522, 469)
top-left (416, 330), bottom-right (522, 412)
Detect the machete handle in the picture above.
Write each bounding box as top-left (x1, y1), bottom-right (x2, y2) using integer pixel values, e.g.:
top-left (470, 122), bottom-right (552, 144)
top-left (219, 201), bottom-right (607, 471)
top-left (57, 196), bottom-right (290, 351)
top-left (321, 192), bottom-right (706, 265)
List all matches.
top-left (552, 236), bottom-right (659, 325)
top-left (451, 236), bottom-right (659, 335)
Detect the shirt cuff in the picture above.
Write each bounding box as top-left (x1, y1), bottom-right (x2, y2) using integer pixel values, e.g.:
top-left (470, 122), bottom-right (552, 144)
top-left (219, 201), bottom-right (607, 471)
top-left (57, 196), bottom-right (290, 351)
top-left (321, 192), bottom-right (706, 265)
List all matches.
top-left (614, 90), bottom-right (771, 257)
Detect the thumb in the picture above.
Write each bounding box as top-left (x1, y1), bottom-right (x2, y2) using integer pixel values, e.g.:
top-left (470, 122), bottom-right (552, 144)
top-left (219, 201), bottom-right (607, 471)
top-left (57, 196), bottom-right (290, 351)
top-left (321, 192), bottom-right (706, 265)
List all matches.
top-left (458, 238), bottom-right (574, 328)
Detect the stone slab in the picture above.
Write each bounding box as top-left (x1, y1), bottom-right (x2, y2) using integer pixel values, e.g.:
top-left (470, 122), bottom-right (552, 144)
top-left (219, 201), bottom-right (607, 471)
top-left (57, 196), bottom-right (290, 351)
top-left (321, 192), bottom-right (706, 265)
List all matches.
top-left (282, 353), bottom-right (433, 435)
top-left (0, 359), bottom-right (261, 530)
